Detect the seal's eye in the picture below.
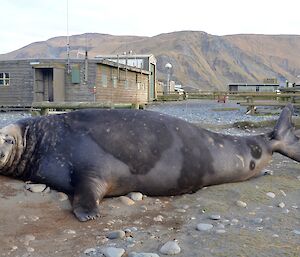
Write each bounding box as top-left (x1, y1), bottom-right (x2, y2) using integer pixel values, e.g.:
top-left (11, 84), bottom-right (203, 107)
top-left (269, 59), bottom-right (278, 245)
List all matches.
top-left (5, 138), bottom-right (14, 145)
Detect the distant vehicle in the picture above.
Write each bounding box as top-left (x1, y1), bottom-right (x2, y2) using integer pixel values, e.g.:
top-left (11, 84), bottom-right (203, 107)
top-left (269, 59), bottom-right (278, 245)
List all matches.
top-left (175, 88), bottom-right (185, 95)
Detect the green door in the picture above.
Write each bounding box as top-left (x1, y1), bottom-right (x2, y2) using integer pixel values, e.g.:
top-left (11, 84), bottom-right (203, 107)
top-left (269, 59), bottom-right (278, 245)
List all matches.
top-left (150, 63), bottom-right (155, 100)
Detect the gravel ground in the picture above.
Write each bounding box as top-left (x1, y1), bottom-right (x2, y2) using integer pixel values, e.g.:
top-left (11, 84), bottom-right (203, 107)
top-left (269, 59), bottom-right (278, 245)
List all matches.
top-left (0, 100), bottom-right (299, 257)
top-left (147, 100), bottom-right (280, 126)
top-left (0, 100), bottom-right (279, 128)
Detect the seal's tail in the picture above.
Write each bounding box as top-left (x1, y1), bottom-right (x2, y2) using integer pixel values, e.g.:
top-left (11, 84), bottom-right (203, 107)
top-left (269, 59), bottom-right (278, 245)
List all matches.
top-left (271, 103), bottom-right (300, 162)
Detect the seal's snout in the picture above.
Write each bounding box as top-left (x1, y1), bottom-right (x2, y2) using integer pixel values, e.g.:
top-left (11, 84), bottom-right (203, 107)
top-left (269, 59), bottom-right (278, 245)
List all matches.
top-left (0, 133), bottom-right (16, 165)
top-left (4, 138), bottom-right (15, 145)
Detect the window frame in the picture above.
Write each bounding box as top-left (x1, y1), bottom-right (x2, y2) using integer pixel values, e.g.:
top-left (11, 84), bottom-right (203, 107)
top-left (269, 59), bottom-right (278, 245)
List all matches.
top-left (0, 72), bottom-right (10, 86)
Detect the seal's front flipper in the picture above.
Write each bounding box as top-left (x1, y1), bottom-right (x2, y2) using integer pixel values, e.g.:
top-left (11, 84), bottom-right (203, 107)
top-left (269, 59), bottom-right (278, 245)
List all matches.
top-left (72, 176), bottom-right (108, 222)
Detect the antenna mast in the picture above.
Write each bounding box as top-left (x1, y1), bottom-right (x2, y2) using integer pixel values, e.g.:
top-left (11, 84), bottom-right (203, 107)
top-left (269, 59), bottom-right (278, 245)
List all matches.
top-left (66, 0), bottom-right (71, 73)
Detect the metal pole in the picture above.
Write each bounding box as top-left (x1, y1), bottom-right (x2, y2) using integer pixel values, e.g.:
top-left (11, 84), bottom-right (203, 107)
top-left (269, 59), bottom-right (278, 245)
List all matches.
top-left (66, 0), bottom-right (70, 74)
top-left (117, 54), bottom-right (120, 80)
top-left (167, 72), bottom-right (170, 94)
top-left (84, 50), bottom-right (88, 83)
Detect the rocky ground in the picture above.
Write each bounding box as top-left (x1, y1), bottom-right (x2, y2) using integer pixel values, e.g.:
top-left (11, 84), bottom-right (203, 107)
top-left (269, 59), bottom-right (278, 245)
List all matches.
top-left (0, 100), bottom-right (299, 257)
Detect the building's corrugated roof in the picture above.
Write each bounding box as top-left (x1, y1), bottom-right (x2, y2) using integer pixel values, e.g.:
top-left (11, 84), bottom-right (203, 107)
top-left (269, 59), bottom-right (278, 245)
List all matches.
top-left (228, 83), bottom-right (279, 86)
top-left (95, 54), bottom-right (155, 59)
top-left (0, 58), bottom-right (151, 75)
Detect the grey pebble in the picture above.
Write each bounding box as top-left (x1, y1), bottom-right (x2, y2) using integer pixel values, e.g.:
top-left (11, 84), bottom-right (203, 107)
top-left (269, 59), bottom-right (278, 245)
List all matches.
top-left (159, 240), bottom-right (181, 255)
top-left (128, 253), bottom-right (160, 257)
top-left (263, 169), bottom-right (274, 176)
top-left (27, 247), bottom-right (35, 252)
top-left (10, 246), bottom-right (18, 251)
top-left (25, 183), bottom-right (46, 193)
top-left (102, 247), bottom-right (125, 257)
top-left (120, 196), bottom-right (135, 206)
top-left (28, 215), bottom-right (39, 221)
top-left (236, 200), bottom-right (247, 208)
top-left (230, 219), bottom-right (239, 225)
top-left (175, 209), bottom-right (186, 213)
top-left (266, 192), bottom-right (275, 198)
top-left (128, 192), bottom-right (143, 201)
top-left (23, 235), bottom-right (35, 246)
top-left (282, 209), bottom-right (290, 214)
top-left (278, 202), bottom-right (285, 208)
top-left (216, 224), bottom-right (225, 229)
top-left (209, 214), bottom-right (221, 220)
top-left (196, 223), bottom-right (213, 231)
top-left (63, 229), bottom-right (76, 234)
top-left (141, 205), bottom-right (148, 211)
top-left (18, 215), bottom-right (26, 220)
top-left (255, 227), bottom-right (264, 232)
top-left (253, 218), bottom-right (263, 224)
top-left (126, 237), bottom-right (135, 243)
top-left (124, 227), bottom-right (138, 233)
top-left (43, 187), bottom-right (51, 193)
top-left (279, 190), bottom-right (287, 197)
top-left (215, 229), bottom-right (226, 234)
top-left (222, 219), bottom-right (230, 224)
top-left (84, 248), bottom-right (97, 255)
top-left (57, 192), bottom-right (69, 201)
top-left (107, 230), bottom-right (125, 239)
top-left (153, 215), bottom-right (164, 222)
top-left (293, 230), bottom-right (300, 235)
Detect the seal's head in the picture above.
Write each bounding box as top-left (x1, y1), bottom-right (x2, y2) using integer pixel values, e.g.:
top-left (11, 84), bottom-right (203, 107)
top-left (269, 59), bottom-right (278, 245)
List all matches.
top-left (0, 132), bottom-right (16, 169)
top-left (0, 124), bottom-right (25, 173)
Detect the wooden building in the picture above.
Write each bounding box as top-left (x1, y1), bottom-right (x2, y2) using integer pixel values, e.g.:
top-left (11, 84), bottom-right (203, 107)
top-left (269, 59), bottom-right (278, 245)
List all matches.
top-left (228, 83), bottom-right (279, 92)
top-left (0, 58), bottom-right (153, 105)
top-left (95, 54), bottom-right (157, 101)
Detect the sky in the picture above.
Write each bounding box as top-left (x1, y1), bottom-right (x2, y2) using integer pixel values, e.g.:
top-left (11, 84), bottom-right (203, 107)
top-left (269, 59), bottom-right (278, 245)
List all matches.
top-left (1, 0), bottom-right (300, 54)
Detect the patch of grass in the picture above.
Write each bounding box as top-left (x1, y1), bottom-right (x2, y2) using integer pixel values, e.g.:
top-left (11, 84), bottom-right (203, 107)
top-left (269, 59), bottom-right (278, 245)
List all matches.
top-left (233, 120), bottom-right (277, 129)
top-left (252, 111), bottom-right (281, 116)
top-left (211, 107), bottom-right (240, 112)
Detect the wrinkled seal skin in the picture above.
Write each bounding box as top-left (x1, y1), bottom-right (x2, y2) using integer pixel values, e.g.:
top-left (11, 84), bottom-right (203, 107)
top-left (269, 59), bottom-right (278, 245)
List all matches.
top-left (0, 104), bottom-right (300, 221)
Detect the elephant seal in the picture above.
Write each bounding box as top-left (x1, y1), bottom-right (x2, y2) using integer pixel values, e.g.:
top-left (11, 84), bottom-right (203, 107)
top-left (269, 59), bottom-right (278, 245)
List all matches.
top-left (0, 104), bottom-right (299, 221)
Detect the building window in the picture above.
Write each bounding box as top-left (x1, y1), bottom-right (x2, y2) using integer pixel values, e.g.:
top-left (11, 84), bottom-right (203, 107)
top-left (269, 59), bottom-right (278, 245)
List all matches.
top-left (112, 76), bottom-right (117, 88)
top-left (102, 68), bottom-right (107, 87)
top-left (0, 72), bottom-right (10, 86)
top-left (71, 66), bottom-right (80, 84)
top-left (124, 80), bottom-right (129, 89)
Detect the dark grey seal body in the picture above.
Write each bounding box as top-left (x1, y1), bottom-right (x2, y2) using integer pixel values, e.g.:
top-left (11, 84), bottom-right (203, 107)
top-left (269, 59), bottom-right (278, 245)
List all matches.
top-left (0, 104), bottom-right (299, 221)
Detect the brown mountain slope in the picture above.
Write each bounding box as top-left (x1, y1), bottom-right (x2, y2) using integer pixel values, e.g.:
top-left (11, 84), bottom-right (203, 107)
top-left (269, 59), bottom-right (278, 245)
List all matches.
top-left (1, 31), bottom-right (300, 90)
top-left (225, 34), bottom-right (300, 83)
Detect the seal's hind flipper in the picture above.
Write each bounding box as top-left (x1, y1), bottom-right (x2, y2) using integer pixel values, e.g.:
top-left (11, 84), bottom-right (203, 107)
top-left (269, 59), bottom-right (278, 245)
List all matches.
top-left (273, 103), bottom-right (294, 139)
top-left (72, 176), bottom-right (108, 222)
top-left (271, 104), bottom-right (300, 162)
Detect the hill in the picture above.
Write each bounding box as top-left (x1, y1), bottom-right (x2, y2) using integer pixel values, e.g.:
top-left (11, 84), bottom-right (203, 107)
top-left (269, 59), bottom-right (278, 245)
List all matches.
top-left (1, 31), bottom-right (300, 90)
